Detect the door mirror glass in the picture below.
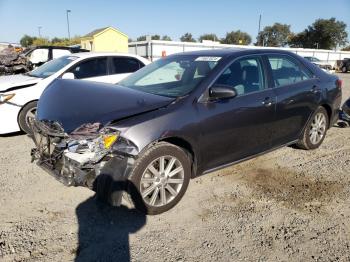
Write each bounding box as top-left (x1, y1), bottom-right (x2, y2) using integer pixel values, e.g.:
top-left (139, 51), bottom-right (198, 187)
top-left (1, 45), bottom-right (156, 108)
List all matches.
top-left (62, 72), bottom-right (75, 79)
top-left (209, 85), bottom-right (237, 100)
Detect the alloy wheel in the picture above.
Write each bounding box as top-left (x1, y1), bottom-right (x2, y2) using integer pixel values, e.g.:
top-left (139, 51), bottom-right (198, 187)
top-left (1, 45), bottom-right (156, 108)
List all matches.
top-left (25, 107), bottom-right (36, 127)
top-left (309, 112), bottom-right (326, 145)
top-left (140, 155), bottom-right (185, 207)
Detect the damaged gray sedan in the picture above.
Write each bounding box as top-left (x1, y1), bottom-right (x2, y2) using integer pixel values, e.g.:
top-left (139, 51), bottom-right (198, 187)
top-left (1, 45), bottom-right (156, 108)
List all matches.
top-left (30, 49), bottom-right (342, 214)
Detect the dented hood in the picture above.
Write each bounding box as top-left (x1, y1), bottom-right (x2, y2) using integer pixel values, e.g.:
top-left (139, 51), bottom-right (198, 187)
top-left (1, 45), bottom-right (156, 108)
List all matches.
top-left (37, 79), bottom-right (175, 133)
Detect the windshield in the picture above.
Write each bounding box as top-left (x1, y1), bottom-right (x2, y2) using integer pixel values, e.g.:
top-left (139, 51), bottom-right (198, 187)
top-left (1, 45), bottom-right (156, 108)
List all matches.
top-left (119, 55), bottom-right (221, 97)
top-left (28, 56), bottom-right (78, 78)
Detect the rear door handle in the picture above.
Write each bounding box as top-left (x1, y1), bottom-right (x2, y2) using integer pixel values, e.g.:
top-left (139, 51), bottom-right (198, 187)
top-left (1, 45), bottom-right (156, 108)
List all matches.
top-left (311, 85), bottom-right (321, 94)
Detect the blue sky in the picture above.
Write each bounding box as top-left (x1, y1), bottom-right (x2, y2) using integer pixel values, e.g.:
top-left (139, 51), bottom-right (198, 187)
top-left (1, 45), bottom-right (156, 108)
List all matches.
top-left (0, 0), bottom-right (349, 44)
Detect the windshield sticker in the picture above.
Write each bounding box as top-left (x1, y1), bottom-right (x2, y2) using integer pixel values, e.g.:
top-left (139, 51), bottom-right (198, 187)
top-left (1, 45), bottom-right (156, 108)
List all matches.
top-left (195, 56), bottom-right (221, 62)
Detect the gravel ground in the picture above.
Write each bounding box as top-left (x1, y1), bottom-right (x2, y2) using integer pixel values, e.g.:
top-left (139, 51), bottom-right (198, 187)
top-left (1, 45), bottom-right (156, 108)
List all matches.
top-left (0, 73), bottom-right (349, 262)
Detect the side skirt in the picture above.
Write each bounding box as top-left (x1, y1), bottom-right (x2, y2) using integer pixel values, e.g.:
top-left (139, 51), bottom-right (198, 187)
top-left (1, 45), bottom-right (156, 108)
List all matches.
top-left (201, 140), bottom-right (299, 176)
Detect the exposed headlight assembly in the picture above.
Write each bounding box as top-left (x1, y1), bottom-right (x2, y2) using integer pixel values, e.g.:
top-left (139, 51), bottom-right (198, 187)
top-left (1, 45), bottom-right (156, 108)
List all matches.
top-left (102, 133), bottom-right (119, 149)
top-left (67, 128), bottom-right (120, 154)
top-left (65, 128), bottom-right (121, 165)
top-left (0, 93), bottom-right (15, 104)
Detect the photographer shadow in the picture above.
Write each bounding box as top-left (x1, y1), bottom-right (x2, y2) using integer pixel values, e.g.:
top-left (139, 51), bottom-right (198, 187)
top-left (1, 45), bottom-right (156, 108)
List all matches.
top-left (75, 177), bottom-right (147, 262)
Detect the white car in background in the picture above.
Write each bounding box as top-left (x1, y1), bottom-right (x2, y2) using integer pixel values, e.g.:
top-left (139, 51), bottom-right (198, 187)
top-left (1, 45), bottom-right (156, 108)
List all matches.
top-left (0, 52), bottom-right (149, 134)
top-left (303, 56), bottom-right (333, 70)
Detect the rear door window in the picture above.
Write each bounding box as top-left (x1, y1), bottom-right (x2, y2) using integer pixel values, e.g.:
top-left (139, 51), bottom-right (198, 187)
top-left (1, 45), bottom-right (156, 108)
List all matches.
top-left (267, 55), bottom-right (312, 87)
top-left (69, 57), bottom-right (108, 79)
top-left (29, 48), bottom-right (49, 64)
top-left (111, 57), bottom-right (144, 74)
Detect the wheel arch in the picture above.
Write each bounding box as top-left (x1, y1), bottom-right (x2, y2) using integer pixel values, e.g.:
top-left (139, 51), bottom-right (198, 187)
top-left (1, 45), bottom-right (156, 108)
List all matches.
top-left (158, 136), bottom-right (198, 178)
top-left (320, 103), bottom-right (332, 128)
top-left (17, 99), bottom-right (38, 128)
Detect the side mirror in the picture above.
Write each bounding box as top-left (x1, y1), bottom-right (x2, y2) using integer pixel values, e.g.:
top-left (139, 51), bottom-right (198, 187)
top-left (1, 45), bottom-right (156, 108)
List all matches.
top-left (209, 85), bottom-right (237, 100)
top-left (61, 72), bottom-right (75, 79)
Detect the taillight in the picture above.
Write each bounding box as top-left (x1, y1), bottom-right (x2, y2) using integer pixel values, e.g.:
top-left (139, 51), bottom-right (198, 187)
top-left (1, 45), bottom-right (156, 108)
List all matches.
top-left (336, 79), bottom-right (343, 88)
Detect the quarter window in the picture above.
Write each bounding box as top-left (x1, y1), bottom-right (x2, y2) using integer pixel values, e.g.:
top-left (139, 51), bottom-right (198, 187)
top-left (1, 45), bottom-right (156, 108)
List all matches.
top-left (111, 57), bottom-right (144, 74)
top-left (267, 55), bottom-right (312, 87)
top-left (215, 57), bottom-right (265, 96)
top-left (70, 58), bottom-right (108, 79)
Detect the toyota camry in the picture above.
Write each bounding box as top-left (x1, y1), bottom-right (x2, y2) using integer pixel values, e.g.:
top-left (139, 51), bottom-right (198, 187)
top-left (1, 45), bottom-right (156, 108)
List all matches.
top-left (30, 49), bottom-right (342, 214)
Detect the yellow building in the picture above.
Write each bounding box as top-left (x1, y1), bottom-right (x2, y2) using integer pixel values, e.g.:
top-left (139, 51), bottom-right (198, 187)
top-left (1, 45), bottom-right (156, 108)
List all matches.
top-left (80, 26), bottom-right (128, 52)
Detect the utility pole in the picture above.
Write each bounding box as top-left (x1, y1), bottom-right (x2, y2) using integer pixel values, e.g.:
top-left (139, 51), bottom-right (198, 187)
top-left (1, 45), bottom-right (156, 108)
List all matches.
top-left (258, 14), bottom-right (262, 46)
top-left (66, 10), bottom-right (71, 39)
top-left (38, 26), bottom-right (42, 38)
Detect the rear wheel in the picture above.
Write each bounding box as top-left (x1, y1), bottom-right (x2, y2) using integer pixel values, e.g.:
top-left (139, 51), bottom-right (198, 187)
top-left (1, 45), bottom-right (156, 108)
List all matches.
top-left (341, 66), bottom-right (347, 73)
top-left (297, 107), bottom-right (329, 150)
top-left (18, 101), bottom-right (37, 134)
top-left (127, 142), bottom-right (191, 215)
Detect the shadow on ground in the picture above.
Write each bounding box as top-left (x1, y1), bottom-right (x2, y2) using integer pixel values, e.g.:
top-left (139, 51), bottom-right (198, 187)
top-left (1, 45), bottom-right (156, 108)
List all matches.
top-left (0, 131), bottom-right (24, 137)
top-left (75, 178), bottom-right (147, 262)
top-left (75, 197), bottom-right (146, 262)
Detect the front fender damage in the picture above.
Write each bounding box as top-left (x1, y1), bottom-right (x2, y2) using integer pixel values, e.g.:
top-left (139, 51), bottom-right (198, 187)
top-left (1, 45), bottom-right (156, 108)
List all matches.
top-left (30, 120), bottom-right (140, 206)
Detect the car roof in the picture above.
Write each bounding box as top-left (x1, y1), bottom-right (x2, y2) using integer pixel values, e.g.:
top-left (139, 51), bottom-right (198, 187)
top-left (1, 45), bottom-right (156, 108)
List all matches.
top-left (71, 52), bottom-right (144, 59)
top-left (167, 48), bottom-right (298, 58)
top-left (31, 45), bottom-right (84, 50)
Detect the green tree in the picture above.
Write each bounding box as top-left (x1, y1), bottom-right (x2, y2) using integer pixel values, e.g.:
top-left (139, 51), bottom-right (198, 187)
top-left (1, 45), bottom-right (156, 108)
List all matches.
top-left (161, 35), bottom-right (172, 41)
top-left (288, 31), bottom-right (311, 48)
top-left (198, 33), bottom-right (218, 42)
top-left (51, 37), bottom-right (63, 44)
top-left (180, 33), bottom-right (196, 42)
top-left (342, 45), bottom-right (350, 51)
top-left (152, 34), bottom-right (160, 40)
top-left (32, 37), bottom-right (50, 46)
top-left (20, 35), bottom-right (36, 47)
top-left (136, 35), bottom-right (147, 41)
top-left (221, 30), bottom-right (251, 45)
top-left (136, 35), bottom-right (161, 41)
top-left (289, 18), bottom-right (348, 49)
top-left (256, 23), bottom-right (291, 47)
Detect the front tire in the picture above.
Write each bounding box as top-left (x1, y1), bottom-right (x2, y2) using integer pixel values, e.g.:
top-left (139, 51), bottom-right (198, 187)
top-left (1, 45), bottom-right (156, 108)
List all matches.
top-left (297, 106), bottom-right (329, 150)
top-left (18, 101), bottom-right (37, 134)
top-left (128, 142), bottom-right (191, 215)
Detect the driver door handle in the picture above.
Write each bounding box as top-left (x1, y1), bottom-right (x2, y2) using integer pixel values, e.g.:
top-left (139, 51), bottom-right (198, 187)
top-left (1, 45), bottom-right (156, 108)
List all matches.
top-left (262, 97), bottom-right (274, 107)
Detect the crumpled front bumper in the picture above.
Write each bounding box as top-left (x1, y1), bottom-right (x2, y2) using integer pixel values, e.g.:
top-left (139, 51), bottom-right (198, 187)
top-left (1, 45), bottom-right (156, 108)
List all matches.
top-left (30, 121), bottom-right (136, 206)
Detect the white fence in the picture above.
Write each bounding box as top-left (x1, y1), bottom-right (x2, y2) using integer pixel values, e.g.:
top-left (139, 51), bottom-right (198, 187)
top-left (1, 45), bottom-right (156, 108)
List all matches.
top-left (129, 40), bottom-right (350, 67)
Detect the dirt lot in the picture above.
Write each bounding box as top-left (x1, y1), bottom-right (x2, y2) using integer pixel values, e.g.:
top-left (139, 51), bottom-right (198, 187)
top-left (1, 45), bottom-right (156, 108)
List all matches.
top-left (1, 73), bottom-right (350, 262)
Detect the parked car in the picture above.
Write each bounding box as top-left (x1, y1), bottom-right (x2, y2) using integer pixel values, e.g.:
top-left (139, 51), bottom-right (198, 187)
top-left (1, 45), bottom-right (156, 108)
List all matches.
top-left (335, 58), bottom-right (350, 73)
top-left (0, 52), bottom-right (149, 134)
top-left (30, 49), bottom-right (342, 214)
top-left (0, 45), bottom-right (89, 75)
top-left (25, 46), bottom-right (89, 68)
top-left (303, 56), bottom-right (333, 70)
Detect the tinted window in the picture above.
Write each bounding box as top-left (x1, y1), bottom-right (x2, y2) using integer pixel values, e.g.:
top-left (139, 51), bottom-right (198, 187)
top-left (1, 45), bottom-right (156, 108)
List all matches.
top-left (70, 58), bottom-right (108, 79)
top-left (111, 57), bottom-right (144, 74)
top-left (267, 55), bottom-right (312, 87)
top-left (28, 56), bottom-right (77, 78)
top-left (215, 57), bottom-right (265, 96)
